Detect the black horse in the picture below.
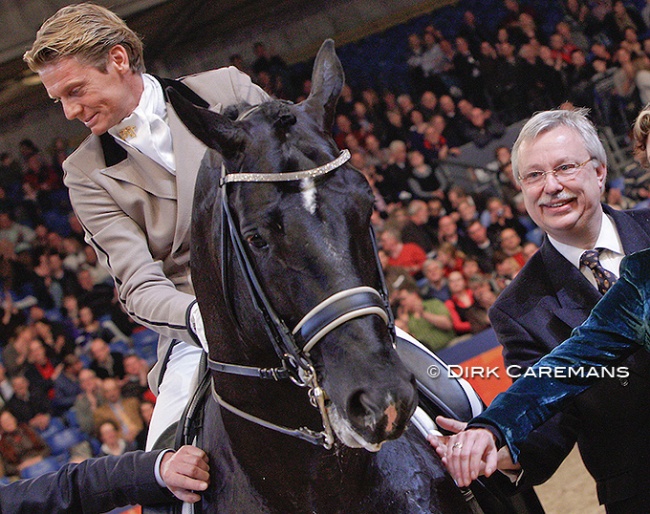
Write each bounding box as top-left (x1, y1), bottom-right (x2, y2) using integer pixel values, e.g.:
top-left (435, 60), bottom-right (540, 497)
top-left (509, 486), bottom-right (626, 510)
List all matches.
top-left (164, 40), bottom-right (523, 514)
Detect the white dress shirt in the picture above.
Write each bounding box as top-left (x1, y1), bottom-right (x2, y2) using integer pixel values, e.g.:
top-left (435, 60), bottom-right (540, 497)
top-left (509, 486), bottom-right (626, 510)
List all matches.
top-left (548, 213), bottom-right (624, 289)
top-left (109, 74), bottom-right (176, 173)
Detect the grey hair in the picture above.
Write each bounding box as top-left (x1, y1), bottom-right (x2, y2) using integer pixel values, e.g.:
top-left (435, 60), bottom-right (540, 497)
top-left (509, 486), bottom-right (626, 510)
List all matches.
top-left (511, 108), bottom-right (607, 183)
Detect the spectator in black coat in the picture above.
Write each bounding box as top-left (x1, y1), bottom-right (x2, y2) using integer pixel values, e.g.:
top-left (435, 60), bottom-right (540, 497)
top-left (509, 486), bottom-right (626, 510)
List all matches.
top-left (5, 375), bottom-right (51, 431)
top-left (457, 10), bottom-right (492, 56)
top-left (452, 37), bottom-right (486, 107)
top-left (462, 107), bottom-right (506, 148)
top-left (602, 0), bottom-right (647, 44)
top-left (89, 338), bottom-right (125, 380)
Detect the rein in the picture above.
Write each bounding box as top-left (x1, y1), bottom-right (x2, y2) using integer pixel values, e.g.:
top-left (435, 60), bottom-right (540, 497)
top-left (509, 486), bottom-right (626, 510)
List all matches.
top-left (207, 146), bottom-right (395, 449)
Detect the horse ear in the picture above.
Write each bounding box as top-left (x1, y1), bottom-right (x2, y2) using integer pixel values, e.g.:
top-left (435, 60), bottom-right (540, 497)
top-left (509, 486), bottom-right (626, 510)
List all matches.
top-left (304, 39), bottom-right (344, 134)
top-left (167, 87), bottom-right (246, 157)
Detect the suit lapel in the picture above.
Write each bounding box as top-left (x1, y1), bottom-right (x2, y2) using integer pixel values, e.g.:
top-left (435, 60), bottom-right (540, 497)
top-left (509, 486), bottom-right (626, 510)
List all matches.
top-left (100, 145), bottom-right (176, 199)
top-left (165, 76), bottom-right (225, 259)
top-left (540, 237), bottom-right (600, 329)
top-left (606, 205), bottom-right (650, 253)
top-left (540, 205), bottom-right (650, 331)
top-left (168, 104), bottom-right (206, 260)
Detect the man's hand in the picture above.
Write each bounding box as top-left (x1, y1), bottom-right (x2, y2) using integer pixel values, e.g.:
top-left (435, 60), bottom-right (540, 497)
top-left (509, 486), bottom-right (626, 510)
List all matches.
top-left (160, 446), bottom-right (210, 503)
top-left (429, 416), bottom-right (520, 478)
top-left (427, 415), bottom-right (468, 455)
top-left (434, 425), bottom-right (499, 487)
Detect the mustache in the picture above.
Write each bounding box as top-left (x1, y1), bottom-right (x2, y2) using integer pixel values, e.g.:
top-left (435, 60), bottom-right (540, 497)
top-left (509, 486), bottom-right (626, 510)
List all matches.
top-left (537, 191), bottom-right (577, 207)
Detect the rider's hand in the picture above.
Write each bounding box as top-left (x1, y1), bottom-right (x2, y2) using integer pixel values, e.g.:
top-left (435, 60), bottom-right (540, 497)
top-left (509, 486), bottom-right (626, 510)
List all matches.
top-left (160, 445), bottom-right (210, 503)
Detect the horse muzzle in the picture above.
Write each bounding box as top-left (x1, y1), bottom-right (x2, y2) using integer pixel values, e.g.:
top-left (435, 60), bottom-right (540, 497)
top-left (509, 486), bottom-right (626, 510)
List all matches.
top-left (327, 376), bottom-right (418, 451)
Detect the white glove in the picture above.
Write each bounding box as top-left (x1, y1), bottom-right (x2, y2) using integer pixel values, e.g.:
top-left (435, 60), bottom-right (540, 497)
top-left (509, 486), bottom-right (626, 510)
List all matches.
top-left (189, 302), bottom-right (209, 353)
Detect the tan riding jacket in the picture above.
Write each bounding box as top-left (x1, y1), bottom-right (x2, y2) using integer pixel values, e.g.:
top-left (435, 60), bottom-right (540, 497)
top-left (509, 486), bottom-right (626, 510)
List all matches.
top-left (63, 67), bottom-right (269, 393)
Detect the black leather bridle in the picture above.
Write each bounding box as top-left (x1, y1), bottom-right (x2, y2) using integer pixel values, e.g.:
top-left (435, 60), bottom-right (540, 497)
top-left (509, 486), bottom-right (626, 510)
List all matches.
top-left (207, 143), bottom-right (396, 449)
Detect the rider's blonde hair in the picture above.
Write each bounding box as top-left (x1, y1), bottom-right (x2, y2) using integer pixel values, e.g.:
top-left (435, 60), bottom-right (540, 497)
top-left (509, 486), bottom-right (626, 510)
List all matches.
top-left (23, 2), bottom-right (145, 73)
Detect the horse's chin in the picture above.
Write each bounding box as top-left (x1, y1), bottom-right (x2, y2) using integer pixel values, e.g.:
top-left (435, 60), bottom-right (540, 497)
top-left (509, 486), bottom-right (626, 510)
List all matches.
top-left (327, 405), bottom-right (385, 452)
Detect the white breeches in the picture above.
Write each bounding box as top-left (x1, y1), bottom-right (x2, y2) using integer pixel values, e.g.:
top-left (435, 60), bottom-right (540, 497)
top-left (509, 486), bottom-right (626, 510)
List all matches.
top-left (146, 342), bottom-right (203, 450)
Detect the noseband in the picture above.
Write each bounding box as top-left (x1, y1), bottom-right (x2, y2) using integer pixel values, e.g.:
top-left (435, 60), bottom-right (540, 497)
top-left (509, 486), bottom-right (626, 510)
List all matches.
top-left (207, 146), bottom-right (395, 449)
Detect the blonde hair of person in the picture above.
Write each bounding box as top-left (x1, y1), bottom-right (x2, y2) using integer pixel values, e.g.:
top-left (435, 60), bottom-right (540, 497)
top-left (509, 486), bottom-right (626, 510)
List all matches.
top-left (633, 103), bottom-right (650, 168)
top-left (23, 2), bottom-right (145, 73)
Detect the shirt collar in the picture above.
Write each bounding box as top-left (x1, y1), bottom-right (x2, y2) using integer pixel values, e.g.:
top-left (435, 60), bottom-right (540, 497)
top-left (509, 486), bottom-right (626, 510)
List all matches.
top-left (549, 212), bottom-right (624, 269)
top-left (109, 74), bottom-right (166, 134)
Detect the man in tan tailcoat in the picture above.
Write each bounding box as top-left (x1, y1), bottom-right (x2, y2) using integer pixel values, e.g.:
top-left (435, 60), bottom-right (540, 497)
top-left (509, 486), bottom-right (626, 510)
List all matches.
top-left (24, 2), bottom-right (268, 448)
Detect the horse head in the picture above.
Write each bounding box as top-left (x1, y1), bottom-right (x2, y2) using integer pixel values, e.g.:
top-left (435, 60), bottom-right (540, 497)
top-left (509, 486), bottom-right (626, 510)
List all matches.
top-left (170, 40), bottom-right (417, 450)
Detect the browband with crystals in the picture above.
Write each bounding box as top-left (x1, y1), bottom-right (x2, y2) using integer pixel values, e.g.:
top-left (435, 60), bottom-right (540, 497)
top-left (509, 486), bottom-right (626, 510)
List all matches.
top-left (220, 149), bottom-right (351, 186)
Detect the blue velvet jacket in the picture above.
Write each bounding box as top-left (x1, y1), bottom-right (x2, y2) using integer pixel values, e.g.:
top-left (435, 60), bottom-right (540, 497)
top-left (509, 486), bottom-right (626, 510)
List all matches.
top-left (469, 248), bottom-right (650, 461)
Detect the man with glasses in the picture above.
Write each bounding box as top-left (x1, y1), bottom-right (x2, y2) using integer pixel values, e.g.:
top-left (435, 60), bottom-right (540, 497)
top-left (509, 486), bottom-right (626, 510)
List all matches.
top-left (439, 108), bottom-right (650, 513)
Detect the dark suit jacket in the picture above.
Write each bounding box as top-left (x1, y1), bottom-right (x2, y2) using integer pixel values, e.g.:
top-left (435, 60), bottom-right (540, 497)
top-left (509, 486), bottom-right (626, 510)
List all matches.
top-left (0, 449), bottom-right (174, 513)
top-left (90, 351), bottom-right (125, 380)
top-left (489, 205), bottom-right (650, 509)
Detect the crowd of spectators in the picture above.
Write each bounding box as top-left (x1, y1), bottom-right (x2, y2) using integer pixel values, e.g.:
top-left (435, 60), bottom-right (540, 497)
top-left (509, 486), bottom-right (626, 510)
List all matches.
top-left (0, 136), bottom-right (155, 480)
top-left (2, 0), bottom-right (650, 479)
top-left (295, 0), bottom-right (650, 354)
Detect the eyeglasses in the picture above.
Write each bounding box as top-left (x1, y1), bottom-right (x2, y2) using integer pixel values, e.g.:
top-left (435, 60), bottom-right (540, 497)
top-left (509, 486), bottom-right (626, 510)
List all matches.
top-left (518, 158), bottom-right (594, 188)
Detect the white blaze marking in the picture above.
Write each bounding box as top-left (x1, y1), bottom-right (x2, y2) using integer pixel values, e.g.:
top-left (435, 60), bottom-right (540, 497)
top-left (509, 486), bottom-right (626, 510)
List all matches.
top-left (301, 178), bottom-right (317, 214)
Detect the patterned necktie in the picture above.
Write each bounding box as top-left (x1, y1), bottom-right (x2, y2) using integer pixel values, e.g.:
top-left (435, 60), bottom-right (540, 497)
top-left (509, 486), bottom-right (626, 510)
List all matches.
top-left (580, 249), bottom-right (617, 295)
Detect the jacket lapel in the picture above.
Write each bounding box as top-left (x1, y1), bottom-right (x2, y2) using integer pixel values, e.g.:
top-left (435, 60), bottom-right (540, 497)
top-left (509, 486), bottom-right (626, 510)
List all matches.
top-left (540, 237), bottom-right (600, 329)
top-left (168, 104), bottom-right (206, 260)
top-left (540, 204), bottom-right (650, 331)
top-left (606, 204), bottom-right (650, 253)
top-left (99, 144), bottom-right (177, 199)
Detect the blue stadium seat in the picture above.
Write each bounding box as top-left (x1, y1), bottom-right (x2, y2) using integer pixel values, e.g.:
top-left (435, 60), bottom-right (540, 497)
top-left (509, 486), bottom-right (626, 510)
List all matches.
top-left (19, 456), bottom-right (63, 479)
top-left (132, 328), bottom-right (159, 365)
top-left (110, 339), bottom-right (130, 355)
top-left (64, 408), bottom-right (80, 428)
top-left (38, 417), bottom-right (65, 440)
top-left (45, 427), bottom-right (85, 456)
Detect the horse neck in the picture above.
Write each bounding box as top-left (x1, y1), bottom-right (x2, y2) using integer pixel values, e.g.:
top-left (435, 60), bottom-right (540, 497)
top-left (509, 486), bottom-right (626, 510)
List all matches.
top-left (215, 408), bottom-right (375, 512)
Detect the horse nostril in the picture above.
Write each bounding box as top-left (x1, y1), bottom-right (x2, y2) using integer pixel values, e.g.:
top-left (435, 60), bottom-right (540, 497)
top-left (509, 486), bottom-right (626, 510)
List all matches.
top-left (347, 390), bottom-right (380, 428)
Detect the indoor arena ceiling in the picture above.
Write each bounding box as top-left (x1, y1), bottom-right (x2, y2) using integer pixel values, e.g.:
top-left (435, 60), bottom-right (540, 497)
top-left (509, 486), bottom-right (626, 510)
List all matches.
top-left (0, 0), bottom-right (305, 123)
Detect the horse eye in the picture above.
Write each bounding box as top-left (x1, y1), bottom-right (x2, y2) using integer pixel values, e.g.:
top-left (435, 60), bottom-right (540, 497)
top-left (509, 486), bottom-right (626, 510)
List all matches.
top-left (246, 233), bottom-right (268, 249)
